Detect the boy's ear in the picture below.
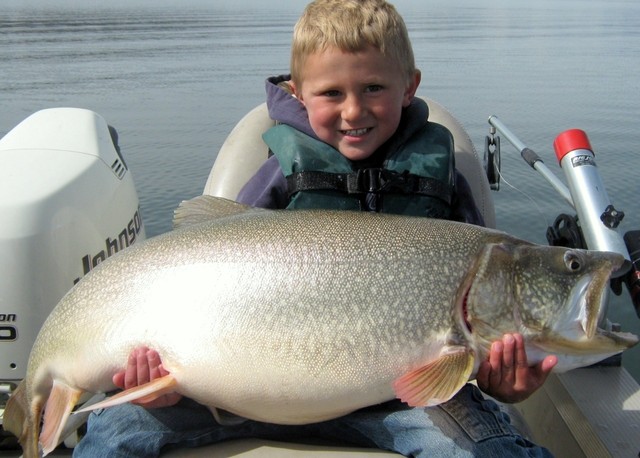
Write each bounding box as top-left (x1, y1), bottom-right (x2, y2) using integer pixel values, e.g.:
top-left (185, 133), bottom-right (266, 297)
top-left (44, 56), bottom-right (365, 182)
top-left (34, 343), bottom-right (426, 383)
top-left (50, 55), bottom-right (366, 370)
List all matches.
top-left (289, 81), bottom-right (304, 103)
top-left (403, 70), bottom-right (421, 107)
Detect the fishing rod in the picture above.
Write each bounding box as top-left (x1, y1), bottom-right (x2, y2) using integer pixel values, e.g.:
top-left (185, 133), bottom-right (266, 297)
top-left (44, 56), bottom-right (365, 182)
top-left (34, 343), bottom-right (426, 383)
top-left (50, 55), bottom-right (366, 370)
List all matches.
top-left (486, 115), bottom-right (640, 318)
top-left (487, 116), bottom-right (574, 207)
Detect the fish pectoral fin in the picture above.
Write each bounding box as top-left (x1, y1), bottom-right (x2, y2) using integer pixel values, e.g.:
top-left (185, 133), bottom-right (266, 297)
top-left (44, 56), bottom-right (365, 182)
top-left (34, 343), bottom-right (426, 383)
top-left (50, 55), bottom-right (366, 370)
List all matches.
top-left (40, 380), bottom-right (83, 456)
top-left (74, 374), bottom-right (177, 413)
top-left (393, 348), bottom-right (474, 407)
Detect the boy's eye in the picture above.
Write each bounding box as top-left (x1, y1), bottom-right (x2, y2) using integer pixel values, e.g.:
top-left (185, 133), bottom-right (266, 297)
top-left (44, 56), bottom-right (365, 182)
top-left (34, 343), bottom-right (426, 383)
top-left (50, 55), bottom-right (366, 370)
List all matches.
top-left (322, 90), bottom-right (341, 97)
top-left (365, 85), bottom-right (383, 93)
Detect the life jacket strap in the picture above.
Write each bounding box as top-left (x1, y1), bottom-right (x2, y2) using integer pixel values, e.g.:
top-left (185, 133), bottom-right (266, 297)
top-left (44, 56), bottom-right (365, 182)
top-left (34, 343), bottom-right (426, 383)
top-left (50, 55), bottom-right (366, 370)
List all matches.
top-left (286, 168), bottom-right (452, 204)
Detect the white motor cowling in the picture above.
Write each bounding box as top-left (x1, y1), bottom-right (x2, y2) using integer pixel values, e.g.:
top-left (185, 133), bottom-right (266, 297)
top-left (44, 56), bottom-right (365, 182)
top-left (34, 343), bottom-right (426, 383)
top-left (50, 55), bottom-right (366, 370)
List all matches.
top-left (0, 108), bottom-right (146, 419)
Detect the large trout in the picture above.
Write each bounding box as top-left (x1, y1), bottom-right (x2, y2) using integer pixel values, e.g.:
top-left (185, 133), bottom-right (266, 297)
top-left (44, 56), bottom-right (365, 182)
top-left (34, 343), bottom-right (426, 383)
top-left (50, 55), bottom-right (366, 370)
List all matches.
top-left (5, 196), bottom-right (638, 456)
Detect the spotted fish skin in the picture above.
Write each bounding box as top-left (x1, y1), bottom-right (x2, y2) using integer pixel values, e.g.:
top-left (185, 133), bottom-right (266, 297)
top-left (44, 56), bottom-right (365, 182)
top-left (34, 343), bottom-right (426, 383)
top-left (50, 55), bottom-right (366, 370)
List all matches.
top-left (5, 196), bottom-right (637, 457)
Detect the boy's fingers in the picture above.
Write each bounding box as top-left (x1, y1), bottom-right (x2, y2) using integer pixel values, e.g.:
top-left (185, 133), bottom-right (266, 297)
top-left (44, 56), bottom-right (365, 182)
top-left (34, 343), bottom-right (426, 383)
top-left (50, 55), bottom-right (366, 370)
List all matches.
top-left (538, 355), bottom-right (558, 379)
top-left (501, 334), bottom-right (515, 368)
top-left (476, 360), bottom-right (491, 389)
top-left (512, 334), bottom-right (532, 386)
top-left (513, 333), bottom-right (529, 368)
top-left (488, 340), bottom-right (503, 386)
top-left (135, 348), bottom-right (152, 386)
top-left (147, 349), bottom-right (164, 380)
top-left (112, 371), bottom-right (125, 389)
top-left (123, 350), bottom-right (139, 389)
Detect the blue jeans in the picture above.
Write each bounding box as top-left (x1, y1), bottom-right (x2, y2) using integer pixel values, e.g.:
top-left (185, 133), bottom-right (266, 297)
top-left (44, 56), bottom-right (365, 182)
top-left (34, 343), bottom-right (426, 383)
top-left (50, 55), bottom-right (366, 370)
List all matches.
top-left (73, 384), bottom-right (552, 457)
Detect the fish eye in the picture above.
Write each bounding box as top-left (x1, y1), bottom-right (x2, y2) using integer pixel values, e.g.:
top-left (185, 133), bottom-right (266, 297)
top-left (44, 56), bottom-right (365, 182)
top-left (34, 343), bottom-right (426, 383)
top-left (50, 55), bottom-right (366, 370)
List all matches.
top-left (564, 251), bottom-right (583, 272)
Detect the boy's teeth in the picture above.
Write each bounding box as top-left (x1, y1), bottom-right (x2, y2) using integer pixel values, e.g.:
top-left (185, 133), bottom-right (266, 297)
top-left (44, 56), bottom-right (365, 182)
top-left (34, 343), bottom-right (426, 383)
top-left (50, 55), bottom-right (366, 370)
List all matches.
top-left (343, 128), bottom-right (369, 136)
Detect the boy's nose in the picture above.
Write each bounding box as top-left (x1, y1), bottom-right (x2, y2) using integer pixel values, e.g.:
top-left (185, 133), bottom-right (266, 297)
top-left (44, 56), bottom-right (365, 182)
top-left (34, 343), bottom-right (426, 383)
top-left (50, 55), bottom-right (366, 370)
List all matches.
top-left (342, 94), bottom-right (366, 121)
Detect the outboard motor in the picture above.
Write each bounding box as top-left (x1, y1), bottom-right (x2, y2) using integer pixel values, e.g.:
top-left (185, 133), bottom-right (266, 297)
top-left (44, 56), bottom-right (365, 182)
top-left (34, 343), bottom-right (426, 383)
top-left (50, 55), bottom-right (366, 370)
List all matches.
top-left (0, 108), bottom-right (145, 426)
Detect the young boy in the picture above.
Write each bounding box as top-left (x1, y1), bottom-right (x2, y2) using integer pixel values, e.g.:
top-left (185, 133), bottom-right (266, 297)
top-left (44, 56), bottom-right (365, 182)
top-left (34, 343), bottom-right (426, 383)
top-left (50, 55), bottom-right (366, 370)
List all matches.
top-left (74, 1), bottom-right (556, 456)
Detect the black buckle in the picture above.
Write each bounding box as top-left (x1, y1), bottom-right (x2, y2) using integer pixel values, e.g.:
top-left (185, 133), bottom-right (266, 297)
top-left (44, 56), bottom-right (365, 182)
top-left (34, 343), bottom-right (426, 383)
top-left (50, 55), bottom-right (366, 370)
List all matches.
top-left (359, 168), bottom-right (384, 193)
top-left (348, 168), bottom-right (423, 195)
top-left (354, 168), bottom-right (415, 193)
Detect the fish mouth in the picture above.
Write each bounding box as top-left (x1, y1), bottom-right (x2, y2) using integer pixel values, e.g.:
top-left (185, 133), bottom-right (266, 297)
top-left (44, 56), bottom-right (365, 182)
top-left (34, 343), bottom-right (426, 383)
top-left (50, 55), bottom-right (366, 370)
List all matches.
top-left (547, 254), bottom-right (638, 353)
top-left (560, 274), bottom-right (599, 340)
top-left (534, 326), bottom-right (638, 355)
top-left (594, 327), bottom-right (639, 348)
top-left (581, 254), bottom-right (624, 340)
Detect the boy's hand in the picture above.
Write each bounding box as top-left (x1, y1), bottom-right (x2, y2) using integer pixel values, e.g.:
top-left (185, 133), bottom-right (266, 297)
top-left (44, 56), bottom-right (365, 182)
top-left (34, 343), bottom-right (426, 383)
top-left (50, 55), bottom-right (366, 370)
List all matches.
top-left (112, 346), bottom-right (183, 408)
top-left (476, 333), bottom-right (557, 403)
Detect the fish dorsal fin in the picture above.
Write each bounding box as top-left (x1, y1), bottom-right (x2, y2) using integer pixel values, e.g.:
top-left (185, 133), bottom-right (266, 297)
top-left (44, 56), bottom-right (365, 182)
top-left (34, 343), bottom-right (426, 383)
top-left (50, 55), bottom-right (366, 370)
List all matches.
top-left (74, 374), bottom-right (177, 413)
top-left (393, 347), bottom-right (474, 407)
top-left (173, 195), bottom-right (266, 230)
top-left (40, 380), bottom-right (83, 456)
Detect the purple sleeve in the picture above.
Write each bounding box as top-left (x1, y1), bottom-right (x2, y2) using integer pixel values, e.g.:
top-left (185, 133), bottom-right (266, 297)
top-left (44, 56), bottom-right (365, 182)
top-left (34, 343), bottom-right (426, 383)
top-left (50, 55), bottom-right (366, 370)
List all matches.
top-left (236, 156), bottom-right (289, 209)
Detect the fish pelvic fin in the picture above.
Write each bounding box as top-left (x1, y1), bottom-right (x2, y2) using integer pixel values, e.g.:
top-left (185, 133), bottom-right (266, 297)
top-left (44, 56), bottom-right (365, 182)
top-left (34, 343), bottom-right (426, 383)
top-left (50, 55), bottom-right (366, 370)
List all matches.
top-left (4, 380), bottom-right (40, 458)
top-left (209, 407), bottom-right (248, 426)
top-left (40, 380), bottom-right (83, 456)
top-left (74, 374), bottom-right (177, 413)
top-left (173, 195), bottom-right (266, 230)
top-left (393, 348), bottom-right (474, 407)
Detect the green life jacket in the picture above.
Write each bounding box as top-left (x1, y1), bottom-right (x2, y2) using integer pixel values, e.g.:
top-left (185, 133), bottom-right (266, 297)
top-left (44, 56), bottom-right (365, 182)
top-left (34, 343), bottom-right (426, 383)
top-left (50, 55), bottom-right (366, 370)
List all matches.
top-left (262, 123), bottom-right (455, 218)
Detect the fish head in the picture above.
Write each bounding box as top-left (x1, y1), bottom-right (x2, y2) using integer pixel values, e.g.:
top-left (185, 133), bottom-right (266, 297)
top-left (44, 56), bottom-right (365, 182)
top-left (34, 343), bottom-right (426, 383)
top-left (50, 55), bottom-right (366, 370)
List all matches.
top-left (463, 241), bottom-right (638, 371)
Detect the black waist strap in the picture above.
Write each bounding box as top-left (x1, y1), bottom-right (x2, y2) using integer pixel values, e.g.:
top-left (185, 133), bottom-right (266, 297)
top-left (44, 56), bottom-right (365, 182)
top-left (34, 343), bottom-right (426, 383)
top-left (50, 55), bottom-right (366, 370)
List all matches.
top-left (286, 168), bottom-right (453, 204)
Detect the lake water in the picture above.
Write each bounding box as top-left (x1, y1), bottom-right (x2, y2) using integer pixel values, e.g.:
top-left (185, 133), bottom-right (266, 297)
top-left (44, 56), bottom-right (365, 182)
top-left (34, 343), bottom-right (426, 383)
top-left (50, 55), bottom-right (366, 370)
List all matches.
top-left (1, 0), bottom-right (639, 378)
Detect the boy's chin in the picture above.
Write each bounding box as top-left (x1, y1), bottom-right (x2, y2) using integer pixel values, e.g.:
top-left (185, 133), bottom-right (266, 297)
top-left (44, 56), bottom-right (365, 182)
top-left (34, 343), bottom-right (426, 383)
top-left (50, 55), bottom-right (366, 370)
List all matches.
top-left (338, 147), bottom-right (377, 161)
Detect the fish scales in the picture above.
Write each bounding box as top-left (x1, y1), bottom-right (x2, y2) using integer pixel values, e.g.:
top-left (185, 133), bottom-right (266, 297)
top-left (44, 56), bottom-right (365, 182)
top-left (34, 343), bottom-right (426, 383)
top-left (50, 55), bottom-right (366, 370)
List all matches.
top-left (29, 211), bottom-right (485, 415)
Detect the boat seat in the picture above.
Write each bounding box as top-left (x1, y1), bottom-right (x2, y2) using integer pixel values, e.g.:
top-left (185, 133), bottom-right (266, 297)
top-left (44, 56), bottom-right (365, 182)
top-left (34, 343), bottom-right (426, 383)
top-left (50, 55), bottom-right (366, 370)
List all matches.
top-left (204, 97), bottom-right (496, 228)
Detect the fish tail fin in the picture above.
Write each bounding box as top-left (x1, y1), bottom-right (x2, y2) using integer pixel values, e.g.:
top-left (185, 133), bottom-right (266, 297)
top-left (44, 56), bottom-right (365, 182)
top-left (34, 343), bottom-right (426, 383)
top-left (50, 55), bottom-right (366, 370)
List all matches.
top-left (74, 374), bottom-right (177, 413)
top-left (4, 380), bottom-right (41, 458)
top-left (173, 195), bottom-right (265, 230)
top-left (393, 348), bottom-right (474, 407)
top-left (40, 380), bottom-right (83, 456)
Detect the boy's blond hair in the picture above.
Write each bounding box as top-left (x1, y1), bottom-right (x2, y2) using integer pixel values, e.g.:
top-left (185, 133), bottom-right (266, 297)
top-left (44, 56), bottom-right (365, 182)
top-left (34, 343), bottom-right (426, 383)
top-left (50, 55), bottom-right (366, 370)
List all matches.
top-left (291, 0), bottom-right (416, 86)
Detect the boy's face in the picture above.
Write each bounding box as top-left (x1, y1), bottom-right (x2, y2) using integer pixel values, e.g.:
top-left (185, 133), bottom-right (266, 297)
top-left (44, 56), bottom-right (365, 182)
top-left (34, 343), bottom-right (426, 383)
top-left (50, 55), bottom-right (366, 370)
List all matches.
top-left (292, 46), bottom-right (420, 161)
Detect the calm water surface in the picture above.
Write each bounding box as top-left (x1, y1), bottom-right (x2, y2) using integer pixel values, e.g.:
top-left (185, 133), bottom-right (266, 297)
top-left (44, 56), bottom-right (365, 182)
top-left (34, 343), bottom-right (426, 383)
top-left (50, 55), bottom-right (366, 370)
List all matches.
top-left (1, 0), bottom-right (639, 377)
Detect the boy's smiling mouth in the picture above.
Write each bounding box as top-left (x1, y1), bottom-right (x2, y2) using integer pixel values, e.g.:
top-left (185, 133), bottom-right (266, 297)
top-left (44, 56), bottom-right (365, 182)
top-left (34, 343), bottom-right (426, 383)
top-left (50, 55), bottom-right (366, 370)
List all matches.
top-left (341, 127), bottom-right (372, 137)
